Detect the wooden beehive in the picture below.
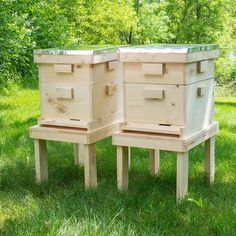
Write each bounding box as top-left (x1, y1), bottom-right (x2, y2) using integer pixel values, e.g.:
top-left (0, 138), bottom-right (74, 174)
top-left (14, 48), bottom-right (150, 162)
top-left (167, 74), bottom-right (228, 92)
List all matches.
top-left (119, 44), bottom-right (219, 138)
top-left (34, 46), bottom-right (123, 132)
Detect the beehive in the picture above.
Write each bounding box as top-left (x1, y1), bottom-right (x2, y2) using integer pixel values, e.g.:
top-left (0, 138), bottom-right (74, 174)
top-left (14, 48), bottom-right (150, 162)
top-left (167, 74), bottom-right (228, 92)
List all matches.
top-left (119, 44), bottom-right (219, 138)
top-left (34, 46), bottom-right (122, 131)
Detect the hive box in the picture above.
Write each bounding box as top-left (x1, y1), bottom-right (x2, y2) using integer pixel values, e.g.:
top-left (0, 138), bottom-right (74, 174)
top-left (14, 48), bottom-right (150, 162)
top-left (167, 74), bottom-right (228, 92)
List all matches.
top-left (34, 46), bottom-right (123, 131)
top-left (119, 44), bottom-right (219, 138)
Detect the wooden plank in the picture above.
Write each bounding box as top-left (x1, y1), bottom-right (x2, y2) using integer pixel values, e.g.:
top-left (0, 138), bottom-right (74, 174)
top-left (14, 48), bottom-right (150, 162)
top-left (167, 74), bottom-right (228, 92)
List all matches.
top-left (40, 82), bottom-right (91, 121)
top-left (176, 152), bottom-right (188, 201)
top-left (204, 137), bottom-right (215, 184)
top-left (184, 122), bottom-right (218, 151)
top-left (34, 139), bottom-right (48, 183)
top-left (56, 87), bottom-right (73, 99)
top-left (34, 54), bottom-right (93, 64)
top-left (113, 122), bottom-right (218, 152)
top-left (39, 64), bottom-right (91, 83)
top-left (123, 61), bottom-right (215, 85)
top-left (74, 143), bottom-right (84, 166)
top-left (54, 64), bottom-right (73, 73)
top-left (142, 63), bottom-right (163, 75)
top-left (124, 62), bottom-right (185, 85)
top-left (117, 146), bottom-right (129, 191)
top-left (143, 88), bottom-right (164, 100)
top-left (84, 143), bottom-right (97, 188)
top-left (119, 50), bottom-right (219, 63)
top-left (35, 53), bottom-right (118, 64)
top-left (29, 125), bottom-right (89, 144)
top-left (113, 132), bottom-right (184, 152)
top-left (185, 79), bottom-right (214, 137)
top-left (149, 149), bottom-right (160, 176)
top-left (125, 83), bottom-right (185, 125)
top-left (128, 146), bottom-right (131, 169)
top-left (38, 117), bottom-right (89, 129)
top-left (29, 122), bottom-right (120, 145)
top-left (122, 122), bottom-right (183, 136)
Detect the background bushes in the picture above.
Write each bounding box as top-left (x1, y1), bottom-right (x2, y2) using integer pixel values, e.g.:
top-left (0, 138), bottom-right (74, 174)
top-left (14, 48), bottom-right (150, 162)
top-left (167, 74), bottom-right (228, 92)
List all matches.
top-left (0, 0), bottom-right (235, 90)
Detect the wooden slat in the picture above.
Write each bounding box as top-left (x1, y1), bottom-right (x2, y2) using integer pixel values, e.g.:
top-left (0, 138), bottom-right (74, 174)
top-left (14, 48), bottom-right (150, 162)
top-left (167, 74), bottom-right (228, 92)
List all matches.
top-left (34, 139), bottom-right (48, 183)
top-left (149, 149), bottom-right (160, 176)
top-left (122, 122), bottom-right (183, 136)
top-left (54, 64), bottom-right (73, 73)
top-left (29, 122), bottom-right (120, 145)
top-left (113, 122), bottom-right (218, 152)
top-left (74, 143), bottom-right (84, 166)
top-left (107, 60), bottom-right (118, 70)
top-left (142, 63), bottom-right (163, 75)
top-left (176, 152), bottom-right (188, 201)
top-left (204, 137), bottom-right (215, 184)
top-left (117, 146), bottom-right (129, 191)
top-left (143, 88), bottom-right (164, 100)
top-left (84, 143), bottom-right (97, 188)
top-left (197, 86), bottom-right (206, 97)
top-left (198, 60), bottom-right (209, 73)
top-left (56, 87), bottom-right (73, 99)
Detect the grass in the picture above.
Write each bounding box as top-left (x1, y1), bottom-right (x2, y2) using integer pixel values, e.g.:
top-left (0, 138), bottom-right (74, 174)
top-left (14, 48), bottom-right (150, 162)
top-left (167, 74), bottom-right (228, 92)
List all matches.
top-left (0, 89), bottom-right (236, 235)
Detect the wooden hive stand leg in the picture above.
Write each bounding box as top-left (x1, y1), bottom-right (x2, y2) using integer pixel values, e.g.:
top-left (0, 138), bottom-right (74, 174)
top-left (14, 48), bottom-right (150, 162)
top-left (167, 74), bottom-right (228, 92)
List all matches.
top-left (204, 137), bottom-right (215, 184)
top-left (149, 149), bottom-right (160, 176)
top-left (176, 152), bottom-right (189, 201)
top-left (128, 146), bottom-right (131, 169)
top-left (117, 146), bottom-right (129, 191)
top-left (34, 139), bottom-right (48, 183)
top-left (74, 143), bottom-right (84, 166)
top-left (84, 143), bottom-right (97, 189)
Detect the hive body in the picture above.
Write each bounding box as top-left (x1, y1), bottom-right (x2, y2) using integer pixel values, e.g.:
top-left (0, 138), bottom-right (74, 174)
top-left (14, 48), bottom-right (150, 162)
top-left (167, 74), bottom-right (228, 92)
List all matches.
top-left (119, 44), bottom-right (219, 138)
top-left (34, 46), bottom-right (123, 131)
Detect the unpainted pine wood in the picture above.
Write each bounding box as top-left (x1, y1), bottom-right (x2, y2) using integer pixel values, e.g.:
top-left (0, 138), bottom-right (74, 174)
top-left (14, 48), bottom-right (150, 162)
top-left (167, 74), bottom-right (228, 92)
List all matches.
top-left (185, 78), bottom-right (214, 137)
top-left (34, 139), bottom-right (48, 183)
top-left (176, 152), bottom-right (188, 201)
top-left (143, 88), bottom-right (164, 100)
top-left (120, 50), bottom-right (219, 63)
top-left (39, 64), bottom-right (91, 83)
top-left (122, 122), bottom-right (182, 136)
top-left (56, 87), bottom-right (73, 99)
top-left (124, 62), bottom-right (185, 85)
top-left (204, 137), bottom-right (215, 184)
top-left (128, 146), bottom-right (131, 169)
top-left (40, 82), bottom-right (92, 122)
top-left (107, 60), bottom-right (118, 70)
top-left (142, 63), bottom-right (163, 75)
top-left (125, 83), bottom-right (185, 125)
top-left (35, 52), bottom-right (117, 64)
top-left (123, 60), bottom-right (215, 85)
top-left (74, 143), bottom-right (84, 166)
top-left (197, 60), bottom-right (209, 73)
top-left (184, 59), bottom-right (214, 84)
top-left (117, 146), bottom-right (129, 191)
top-left (84, 143), bottom-right (97, 188)
top-left (149, 149), bottom-right (160, 176)
top-left (54, 64), bottom-right (73, 73)
top-left (113, 122), bottom-right (218, 152)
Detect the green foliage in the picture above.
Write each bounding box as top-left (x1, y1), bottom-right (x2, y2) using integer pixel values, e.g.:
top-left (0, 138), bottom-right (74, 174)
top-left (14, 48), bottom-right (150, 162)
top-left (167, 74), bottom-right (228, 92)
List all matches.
top-left (0, 0), bottom-right (236, 89)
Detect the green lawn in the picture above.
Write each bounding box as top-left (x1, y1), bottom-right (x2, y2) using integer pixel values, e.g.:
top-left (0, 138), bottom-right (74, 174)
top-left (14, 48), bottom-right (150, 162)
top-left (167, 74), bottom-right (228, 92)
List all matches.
top-left (0, 89), bottom-right (236, 235)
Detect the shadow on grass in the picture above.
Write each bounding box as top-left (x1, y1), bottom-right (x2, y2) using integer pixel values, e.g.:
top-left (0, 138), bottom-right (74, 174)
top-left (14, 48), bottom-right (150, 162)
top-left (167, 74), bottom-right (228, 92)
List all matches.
top-left (215, 101), bottom-right (236, 108)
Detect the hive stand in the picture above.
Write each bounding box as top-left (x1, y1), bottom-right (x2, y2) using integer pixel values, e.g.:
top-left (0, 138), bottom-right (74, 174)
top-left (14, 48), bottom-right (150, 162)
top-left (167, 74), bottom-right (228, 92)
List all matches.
top-left (113, 122), bottom-right (218, 201)
top-left (30, 46), bottom-right (124, 188)
top-left (30, 122), bottom-right (119, 188)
